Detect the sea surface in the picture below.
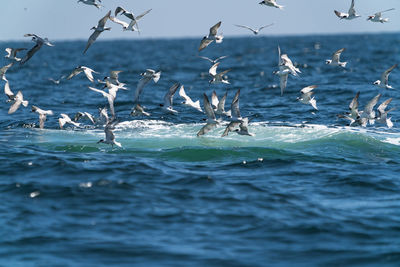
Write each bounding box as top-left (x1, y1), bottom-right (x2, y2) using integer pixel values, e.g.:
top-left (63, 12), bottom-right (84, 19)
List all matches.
top-left (1, 33), bottom-right (400, 266)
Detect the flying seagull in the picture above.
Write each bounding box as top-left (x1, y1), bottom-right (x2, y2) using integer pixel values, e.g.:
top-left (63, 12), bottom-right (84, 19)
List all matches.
top-left (31, 105), bottom-right (53, 129)
top-left (198, 55), bottom-right (228, 65)
top-left (367, 8), bottom-right (395, 23)
top-left (67, 66), bottom-right (99, 83)
top-left (133, 69), bottom-right (161, 104)
top-left (376, 98), bottom-right (396, 128)
top-left (297, 85), bottom-right (318, 110)
top-left (337, 91), bottom-right (360, 126)
top-left (259, 0), bottom-right (284, 10)
top-left (5, 48), bottom-right (26, 62)
top-left (373, 64), bottom-right (397, 89)
top-left (325, 48), bottom-right (347, 67)
top-left (74, 112), bottom-right (95, 124)
top-left (199, 21), bottom-right (223, 52)
top-left (360, 93), bottom-right (381, 127)
top-left (161, 83), bottom-right (180, 114)
top-left (77, 0), bottom-right (102, 9)
top-left (179, 85), bottom-right (202, 112)
top-left (234, 23), bottom-right (274, 35)
top-left (109, 16), bottom-right (138, 32)
top-left (83, 10), bottom-right (111, 54)
top-left (59, 114), bottom-right (80, 129)
top-left (20, 34), bottom-right (54, 65)
top-left (114, 7), bottom-right (152, 33)
top-left (334, 0), bottom-right (361, 20)
top-left (4, 81), bottom-right (29, 114)
top-left (274, 46), bottom-right (300, 96)
top-left (197, 93), bottom-right (218, 136)
top-left (97, 119), bottom-right (122, 148)
top-left (209, 62), bottom-right (231, 84)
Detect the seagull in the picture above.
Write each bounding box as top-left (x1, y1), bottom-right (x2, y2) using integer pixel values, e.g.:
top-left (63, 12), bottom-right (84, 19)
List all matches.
top-left (367, 8), bottom-right (395, 23)
top-left (20, 34), bottom-right (54, 65)
top-left (179, 85), bottom-right (202, 112)
top-left (48, 75), bottom-right (65, 84)
top-left (259, 0), bottom-right (284, 10)
top-left (102, 70), bottom-right (125, 87)
top-left (97, 119), bottom-right (122, 148)
top-left (334, 0), bottom-right (361, 20)
top-left (161, 83), bottom-right (180, 114)
top-left (115, 7), bottom-right (152, 33)
top-left (5, 81), bottom-right (29, 114)
top-left (89, 86), bottom-right (116, 118)
top-left (83, 10), bottom-right (111, 54)
top-left (67, 66), bottom-right (98, 83)
top-left (59, 114), bottom-right (80, 129)
top-left (274, 46), bottom-right (300, 96)
top-left (133, 69), bottom-right (161, 104)
top-left (197, 93), bottom-right (218, 136)
top-left (234, 23), bottom-right (274, 35)
top-left (297, 85), bottom-right (318, 110)
top-left (199, 21), bottom-right (223, 52)
top-left (212, 91), bottom-right (231, 117)
top-left (77, 0), bottom-right (102, 9)
top-left (360, 93), bottom-right (381, 127)
top-left (130, 103), bottom-right (151, 117)
top-left (209, 62), bottom-right (231, 84)
top-left (31, 105), bottom-right (53, 129)
top-left (0, 62), bottom-right (13, 81)
top-left (325, 48), bottom-right (347, 67)
top-left (376, 98), bottom-right (396, 128)
top-left (5, 48), bottom-right (26, 62)
top-left (74, 112), bottom-right (95, 124)
top-left (109, 16), bottom-right (138, 32)
top-left (373, 64), bottom-right (397, 89)
top-left (337, 91), bottom-right (360, 126)
top-left (198, 55), bottom-right (228, 65)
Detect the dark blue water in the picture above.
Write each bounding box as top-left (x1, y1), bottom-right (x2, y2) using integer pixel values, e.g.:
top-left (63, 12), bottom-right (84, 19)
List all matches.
top-left (1, 33), bottom-right (400, 266)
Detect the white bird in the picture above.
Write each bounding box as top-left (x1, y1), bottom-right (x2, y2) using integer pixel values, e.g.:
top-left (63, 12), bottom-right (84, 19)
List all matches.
top-left (89, 86), bottom-right (116, 118)
top-left (209, 62), bottom-right (231, 84)
top-left (274, 46), bottom-right (300, 96)
top-left (360, 94), bottom-right (381, 127)
top-left (259, 0), bottom-right (284, 10)
top-left (179, 85), bottom-right (202, 112)
top-left (197, 93), bottom-right (218, 136)
top-left (5, 48), bottom-right (26, 62)
top-left (0, 62), bottom-right (13, 81)
top-left (212, 91), bottom-right (231, 117)
top-left (337, 91), bottom-right (360, 126)
top-left (103, 80), bottom-right (128, 100)
top-left (334, 0), bottom-right (361, 20)
top-left (234, 23), bottom-right (274, 35)
top-left (97, 120), bottom-right (122, 148)
top-left (59, 114), bottom-right (80, 129)
top-left (67, 66), bottom-right (98, 83)
top-left (109, 16), bottom-right (138, 32)
top-left (198, 55), bottom-right (228, 65)
top-left (98, 107), bottom-right (109, 125)
top-left (367, 8), bottom-right (395, 23)
top-left (161, 83), bottom-right (180, 114)
top-left (373, 64), bottom-right (397, 89)
top-left (77, 0), bottom-right (102, 9)
top-left (297, 85), bottom-right (318, 110)
top-left (133, 69), bottom-right (161, 104)
top-left (31, 105), bottom-right (53, 129)
top-left (5, 81), bottom-right (29, 114)
top-left (376, 98), bottom-right (396, 128)
top-left (130, 104), bottom-right (151, 117)
top-left (114, 7), bottom-right (152, 33)
top-left (74, 112), bottom-right (95, 124)
top-left (83, 10), bottom-right (111, 54)
top-left (199, 21), bottom-right (223, 52)
top-left (20, 34), bottom-right (54, 65)
top-left (222, 89), bottom-right (243, 137)
top-left (102, 70), bottom-right (125, 87)
top-left (325, 48), bottom-right (347, 67)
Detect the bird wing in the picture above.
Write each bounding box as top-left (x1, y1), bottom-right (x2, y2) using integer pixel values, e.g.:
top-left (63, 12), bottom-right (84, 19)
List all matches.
top-left (211, 90), bottom-right (219, 109)
top-left (334, 10), bottom-right (346, 18)
top-left (83, 30), bottom-right (101, 54)
top-left (115, 6), bottom-right (127, 16)
top-left (110, 70), bottom-right (122, 80)
top-left (84, 112), bottom-right (96, 124)
top-left (163, 83), bottom-right (180, 107)
top-left (215, 55), bottom-right (228, 62)
top-left (98, 10), bottom-right (111, 28)
top-left (280, 72), bottom-right (288, 96)
top-left (136, 9), bottom-right (152, 20)
top-left (83, 68), bottom-right (96, 82)
top-left (203, 93), bottom-right (216, 120)
top-left (221, 121), bottom-right (240, 137)
top-left (179, 85), bottom-right (191, 102)
top-left (231, 89), bottom-right (241, 119)
top-left (134, 76), bottom-right (151, 103)
top-left (20, 43), bottom-right (42, 65)
top-left (197, 122), bottom-right (217, 137)
top-left (8, 98), bottom-right (22, 114)
top-left (364, 94), bottom-right (381, 114)
top-left (198, 56), bottom-right (213, 63)
top-left (349, 91), bottom-right (360, 111)
top-left (332, 48), bottom-right (345, 62)
top-left (259, 23), bottom-right (274, 31)
top-left (235, 24), bottom-right (256, 33)
top-left (217, 91), bottom-right (227, 113)
top-left (381, 64), bottom-right (397, 85)
top-left (300, 85), bottom-right (317, 94)
top-left (377, 98), bottom-right (392, 117)
top-left (348, 0), bottom-right (356, 16)
top-left (209, 21), bottom-right (222, 36)
top-left (199, 38), bottom-right (213, 52)
top-left (67, 67), bottom-right (83, 80)
top-left (39, 114), bottom-right (46, 129)
top-left (4, 80), bottom-right (14, 98)
top-left (209, 62), bottom-right (219, 76)
top-left (89, 86), bottom-right (109, 98)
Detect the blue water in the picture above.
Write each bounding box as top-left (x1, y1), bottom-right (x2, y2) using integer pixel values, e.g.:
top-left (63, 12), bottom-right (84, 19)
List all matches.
top-left (1, 33), bottom-right (400, 266)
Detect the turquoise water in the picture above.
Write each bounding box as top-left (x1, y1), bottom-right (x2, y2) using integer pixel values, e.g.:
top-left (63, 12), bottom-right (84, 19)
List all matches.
top-left (1, 33), bottom-right (400, 266)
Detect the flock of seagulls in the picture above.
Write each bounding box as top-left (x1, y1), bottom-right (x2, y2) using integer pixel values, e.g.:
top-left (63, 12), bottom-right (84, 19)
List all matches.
top-left (1, 0), bottom-right (398, 148)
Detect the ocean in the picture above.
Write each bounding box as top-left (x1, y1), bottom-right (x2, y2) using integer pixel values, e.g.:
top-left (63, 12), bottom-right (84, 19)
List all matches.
top-left (1, 33), bottom-right (400, 266)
